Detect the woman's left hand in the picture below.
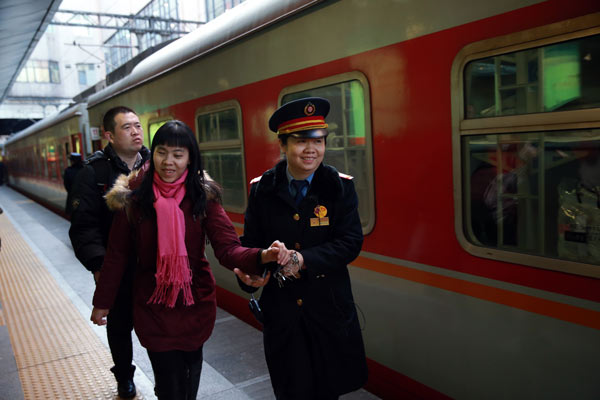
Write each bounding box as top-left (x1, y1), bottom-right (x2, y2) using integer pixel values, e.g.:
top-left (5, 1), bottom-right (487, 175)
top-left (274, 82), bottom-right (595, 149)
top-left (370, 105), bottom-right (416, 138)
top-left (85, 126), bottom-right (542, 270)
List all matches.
top-left (90, 307), bottom-right (109, 326)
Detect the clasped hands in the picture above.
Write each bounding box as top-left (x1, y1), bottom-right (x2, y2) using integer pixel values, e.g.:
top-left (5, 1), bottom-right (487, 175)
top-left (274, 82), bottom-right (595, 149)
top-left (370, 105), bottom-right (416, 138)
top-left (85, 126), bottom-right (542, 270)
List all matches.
top-left (91, 241), bottom-right (301, 325)
top-left (234, 240), bottom-right (304, 288)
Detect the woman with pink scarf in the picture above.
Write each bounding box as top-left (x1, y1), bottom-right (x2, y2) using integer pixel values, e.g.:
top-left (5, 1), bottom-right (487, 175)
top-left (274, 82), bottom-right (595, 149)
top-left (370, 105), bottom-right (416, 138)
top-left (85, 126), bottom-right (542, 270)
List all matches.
top-left (91, 120), bottom-right (286, 399)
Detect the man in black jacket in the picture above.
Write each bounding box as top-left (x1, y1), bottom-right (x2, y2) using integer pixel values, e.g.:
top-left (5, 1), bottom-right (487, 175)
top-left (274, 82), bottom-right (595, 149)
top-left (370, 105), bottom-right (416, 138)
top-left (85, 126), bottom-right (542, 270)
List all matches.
top-left (69, 106), bottom-right (150, 398)
top-left (235, 97), bottom-right (368, 399)
top-left (63, 152), bottom-right (83, 216)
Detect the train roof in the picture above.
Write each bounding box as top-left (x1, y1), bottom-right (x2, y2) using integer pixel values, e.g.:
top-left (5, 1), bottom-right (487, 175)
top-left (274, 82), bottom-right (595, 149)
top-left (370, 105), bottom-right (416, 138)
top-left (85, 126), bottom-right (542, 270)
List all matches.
top-left (5, 103), bottom-right (87, 146)
top-left (87, 0), bottom-right (323, 108)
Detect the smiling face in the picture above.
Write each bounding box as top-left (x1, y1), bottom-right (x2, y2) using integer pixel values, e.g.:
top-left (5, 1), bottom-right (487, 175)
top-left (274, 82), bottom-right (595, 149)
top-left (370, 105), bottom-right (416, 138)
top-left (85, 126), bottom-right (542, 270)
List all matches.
top-left (107, 112), bottom-right (144, 158)
top-left (153, 144), bottom-right (190, 183)
top-left (280, 136), bottom-right (325, 179)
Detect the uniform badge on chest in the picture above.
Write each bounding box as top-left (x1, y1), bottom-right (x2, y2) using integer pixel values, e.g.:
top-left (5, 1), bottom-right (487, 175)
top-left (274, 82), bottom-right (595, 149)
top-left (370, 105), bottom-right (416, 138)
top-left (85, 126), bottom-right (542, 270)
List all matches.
top-left (310, 205), bottom-right (329, 227)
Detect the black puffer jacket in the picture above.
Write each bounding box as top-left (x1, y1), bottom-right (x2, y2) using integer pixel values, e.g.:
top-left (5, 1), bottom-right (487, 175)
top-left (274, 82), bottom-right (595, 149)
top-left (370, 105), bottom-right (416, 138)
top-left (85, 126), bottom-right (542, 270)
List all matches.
top-left (68, 144), bottom-right (150, 273)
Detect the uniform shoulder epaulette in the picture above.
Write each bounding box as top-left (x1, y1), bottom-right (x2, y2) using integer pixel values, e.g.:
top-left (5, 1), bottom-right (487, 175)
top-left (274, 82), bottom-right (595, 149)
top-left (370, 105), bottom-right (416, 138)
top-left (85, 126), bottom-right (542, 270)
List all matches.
top-left (338, 172), bottom-right (353, 180)
top-left (250, 175), bottom-right (262, 185)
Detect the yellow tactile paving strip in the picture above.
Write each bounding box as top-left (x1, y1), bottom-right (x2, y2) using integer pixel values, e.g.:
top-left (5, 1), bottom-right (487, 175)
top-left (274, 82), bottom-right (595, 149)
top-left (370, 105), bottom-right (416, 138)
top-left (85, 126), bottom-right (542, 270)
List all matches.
top-left (0, 214), bottom-right (144, 399)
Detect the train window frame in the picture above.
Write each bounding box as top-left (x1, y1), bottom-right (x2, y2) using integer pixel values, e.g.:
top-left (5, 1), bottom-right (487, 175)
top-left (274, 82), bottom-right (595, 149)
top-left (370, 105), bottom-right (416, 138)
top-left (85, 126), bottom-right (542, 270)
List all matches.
top-left (194, 99), bottom-right (247, 214)
top-left (451, 13), bottom-right (600, 278)
top-left (278, 71), bottom-right (375, 235)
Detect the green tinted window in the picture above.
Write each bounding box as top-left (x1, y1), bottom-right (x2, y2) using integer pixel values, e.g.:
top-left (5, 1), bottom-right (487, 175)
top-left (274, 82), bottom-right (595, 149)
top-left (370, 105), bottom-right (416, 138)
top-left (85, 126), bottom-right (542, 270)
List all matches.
top-left (149, 120), bottom-right (168, 145)
top-left (464, 34), bottom-right (600, 118)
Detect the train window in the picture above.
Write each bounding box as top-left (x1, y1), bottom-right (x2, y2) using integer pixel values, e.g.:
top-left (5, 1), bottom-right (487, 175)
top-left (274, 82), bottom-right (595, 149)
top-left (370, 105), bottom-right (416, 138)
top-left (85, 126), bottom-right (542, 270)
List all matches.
top-left (47, 143), bottom-right (58, 180)
top-left (57, 141), bottom-right (65, 176)
top-left (195, 100), bottom-right (246, 213)
top-left (279, 72), bottom-right (375, 233)
top-left (453, 16), bottom-right (600, 278)
top-left (148, 120), bottom-right (169, 145)
top-left (465, 34), bottom-right (600, 118)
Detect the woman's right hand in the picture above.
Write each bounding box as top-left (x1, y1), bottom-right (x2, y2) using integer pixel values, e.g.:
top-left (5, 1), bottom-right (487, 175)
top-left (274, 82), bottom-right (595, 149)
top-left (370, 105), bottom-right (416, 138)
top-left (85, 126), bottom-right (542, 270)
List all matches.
top-left (261, 240), bottom-right (291, 265)
top-left (90, 307), bottom-right (109, 326)
top-left (234, 268), bottom-right (271, 288)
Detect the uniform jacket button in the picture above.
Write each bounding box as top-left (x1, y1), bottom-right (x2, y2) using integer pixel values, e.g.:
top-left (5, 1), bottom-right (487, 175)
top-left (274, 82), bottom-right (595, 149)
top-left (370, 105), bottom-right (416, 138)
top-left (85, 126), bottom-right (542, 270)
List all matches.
top-left (294, 242), bottom-right (301, 250)
top-left (296, 299), bottom-right (303, 306)
top-left (293, 213), bottom-right (300, 221)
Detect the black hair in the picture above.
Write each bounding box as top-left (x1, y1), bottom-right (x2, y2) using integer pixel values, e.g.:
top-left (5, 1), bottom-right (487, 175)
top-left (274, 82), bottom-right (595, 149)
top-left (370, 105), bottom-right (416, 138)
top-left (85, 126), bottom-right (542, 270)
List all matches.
top-left (102, 106), bottom-right (136, 134)
top-left (136, 120), bottom-right (222, 217)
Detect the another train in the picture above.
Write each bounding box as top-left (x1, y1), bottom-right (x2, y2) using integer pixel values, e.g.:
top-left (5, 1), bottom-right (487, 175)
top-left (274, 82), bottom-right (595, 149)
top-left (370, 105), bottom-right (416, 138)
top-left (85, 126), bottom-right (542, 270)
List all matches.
top-left (5, 0), bottom-right (600, 398)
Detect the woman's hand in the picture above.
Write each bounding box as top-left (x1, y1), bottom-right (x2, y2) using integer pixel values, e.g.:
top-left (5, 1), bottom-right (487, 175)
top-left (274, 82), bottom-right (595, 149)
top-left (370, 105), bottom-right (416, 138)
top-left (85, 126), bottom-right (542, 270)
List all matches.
top-left (234, 268), bottom-right (271, 288)
top-left (90, 307), bottom-right (109, 326)
top-left (261, 240), bottom-right (291, 265)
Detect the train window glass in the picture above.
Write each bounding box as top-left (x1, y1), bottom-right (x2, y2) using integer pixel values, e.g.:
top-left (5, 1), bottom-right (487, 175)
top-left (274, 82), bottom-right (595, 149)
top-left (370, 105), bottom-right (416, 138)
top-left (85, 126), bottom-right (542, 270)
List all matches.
top-left (463, 130), bottom-right (600, 265)
top-left (455, 17), bottom-right (600, 278)
top-left (195, 101), bottom-right (246, 212)
top-left (201, 150), bottom-right (246, 210)
top-left (281, 75), bottom-right (374, 233)
top-left (198, 109), bottom-right (239, 142)
top-left (47, 143), bottom-right (58, 180)
top-left (464, 34), bottom-right (600, 119)
top-left (57, 142), bottom-right (65, 175)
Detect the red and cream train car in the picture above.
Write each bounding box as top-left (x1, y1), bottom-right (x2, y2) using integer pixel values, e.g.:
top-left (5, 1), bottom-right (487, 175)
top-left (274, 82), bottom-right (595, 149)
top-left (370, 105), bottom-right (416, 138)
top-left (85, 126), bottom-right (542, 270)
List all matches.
top-left (8, 0), bottom-right (600, 398)
top-left (4, 103), bottom-right (89, 213)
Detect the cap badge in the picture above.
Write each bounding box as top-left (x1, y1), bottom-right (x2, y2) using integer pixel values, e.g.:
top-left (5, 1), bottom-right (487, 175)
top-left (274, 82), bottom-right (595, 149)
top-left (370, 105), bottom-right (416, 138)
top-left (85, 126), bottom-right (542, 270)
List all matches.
top-left (304, 102), bottom-right (316, 116)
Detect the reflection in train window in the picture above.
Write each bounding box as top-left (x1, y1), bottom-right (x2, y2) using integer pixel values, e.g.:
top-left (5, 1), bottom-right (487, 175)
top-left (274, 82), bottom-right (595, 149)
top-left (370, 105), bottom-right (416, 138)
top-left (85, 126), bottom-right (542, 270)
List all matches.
top-left (196, 101), bottom-right (246, 212)
top-left (455, 22), bottom-right (600, 277)
top-left (464, 34), bottom-right (600, 118)
top-left (463, 130), bottom-right (600, 265)
top-left (281, 76), bottom-right (374, 232)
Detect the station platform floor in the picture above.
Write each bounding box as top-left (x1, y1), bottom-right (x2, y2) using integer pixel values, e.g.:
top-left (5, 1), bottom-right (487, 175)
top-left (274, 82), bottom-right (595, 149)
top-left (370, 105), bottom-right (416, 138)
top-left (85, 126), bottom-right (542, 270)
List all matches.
top-left (0, 186), bottom-right (379, 400)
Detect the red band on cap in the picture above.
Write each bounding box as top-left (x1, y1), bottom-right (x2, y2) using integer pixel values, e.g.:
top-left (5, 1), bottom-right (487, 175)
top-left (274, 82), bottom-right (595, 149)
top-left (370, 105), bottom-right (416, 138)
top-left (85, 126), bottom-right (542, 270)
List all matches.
top-left (278, 116), bottom-right (328, 135)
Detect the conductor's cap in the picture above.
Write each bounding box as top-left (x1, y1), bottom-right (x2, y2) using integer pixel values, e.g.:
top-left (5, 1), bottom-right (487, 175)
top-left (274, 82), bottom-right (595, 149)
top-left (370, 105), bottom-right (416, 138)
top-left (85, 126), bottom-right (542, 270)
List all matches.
top-left (269, 97), bottom-right (330, 139)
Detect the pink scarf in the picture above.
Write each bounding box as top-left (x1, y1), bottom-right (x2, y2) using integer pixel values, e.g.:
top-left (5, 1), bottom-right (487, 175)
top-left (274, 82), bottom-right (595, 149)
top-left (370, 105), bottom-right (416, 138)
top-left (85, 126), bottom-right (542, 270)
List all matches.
top-left (148, 169), bottom-right (194, 307)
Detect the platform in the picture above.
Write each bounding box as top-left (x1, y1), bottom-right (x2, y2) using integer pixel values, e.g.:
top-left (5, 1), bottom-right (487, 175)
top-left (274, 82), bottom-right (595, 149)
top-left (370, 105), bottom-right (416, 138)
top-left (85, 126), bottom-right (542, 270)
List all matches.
top-left (0, 185), bottom-right (379, 400)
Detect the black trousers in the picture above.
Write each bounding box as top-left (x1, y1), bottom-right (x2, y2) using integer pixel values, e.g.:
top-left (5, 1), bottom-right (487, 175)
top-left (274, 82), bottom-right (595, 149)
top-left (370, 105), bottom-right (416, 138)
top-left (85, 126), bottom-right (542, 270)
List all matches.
top-left (268, 318), bottom-right (339, 400)
top-left (105, 269), bottom-right (135, 382)
top-left (147, 347), bottom-right (203, 400)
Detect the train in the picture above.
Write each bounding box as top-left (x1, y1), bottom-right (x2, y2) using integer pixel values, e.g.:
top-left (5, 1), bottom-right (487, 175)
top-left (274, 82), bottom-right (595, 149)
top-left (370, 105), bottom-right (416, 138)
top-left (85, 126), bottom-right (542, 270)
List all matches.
top-left (4, 0), bottom-right (600, 398)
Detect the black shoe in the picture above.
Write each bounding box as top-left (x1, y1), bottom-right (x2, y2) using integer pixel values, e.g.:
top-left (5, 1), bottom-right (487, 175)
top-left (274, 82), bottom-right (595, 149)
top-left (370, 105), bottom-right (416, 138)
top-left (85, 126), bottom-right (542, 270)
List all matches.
top-left (117, 379), bottom-right (136, 398)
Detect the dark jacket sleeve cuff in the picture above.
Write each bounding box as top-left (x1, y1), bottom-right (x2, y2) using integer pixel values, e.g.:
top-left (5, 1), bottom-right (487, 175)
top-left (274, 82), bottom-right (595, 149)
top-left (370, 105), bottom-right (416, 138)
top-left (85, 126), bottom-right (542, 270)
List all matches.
top-left (87, 256), bottom-right (104, 273)
top-left (236, 276), bottom-right (259, 294)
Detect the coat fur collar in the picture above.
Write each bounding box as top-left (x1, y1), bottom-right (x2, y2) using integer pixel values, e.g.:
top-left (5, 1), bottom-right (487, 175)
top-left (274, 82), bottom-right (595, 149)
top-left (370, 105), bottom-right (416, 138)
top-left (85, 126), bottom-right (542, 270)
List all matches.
top-left (105, 167), bottom-right (218, 211)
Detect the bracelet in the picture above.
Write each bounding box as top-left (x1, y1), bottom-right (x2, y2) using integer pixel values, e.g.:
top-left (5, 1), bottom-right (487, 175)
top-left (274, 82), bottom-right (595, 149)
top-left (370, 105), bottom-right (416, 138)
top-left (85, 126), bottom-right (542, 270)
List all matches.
top-left (290, 251), bottom-right (299, 267)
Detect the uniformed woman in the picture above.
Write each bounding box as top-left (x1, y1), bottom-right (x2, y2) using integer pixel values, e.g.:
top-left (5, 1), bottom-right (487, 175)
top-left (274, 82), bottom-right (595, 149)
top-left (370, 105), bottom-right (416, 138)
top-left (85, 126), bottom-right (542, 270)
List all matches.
top-left (235, 97), bottom-right (368, 399)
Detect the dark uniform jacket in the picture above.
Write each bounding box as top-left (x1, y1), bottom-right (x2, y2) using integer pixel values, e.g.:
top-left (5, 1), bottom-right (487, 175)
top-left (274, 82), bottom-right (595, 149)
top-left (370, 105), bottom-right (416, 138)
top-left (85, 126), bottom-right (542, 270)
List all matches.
top-left (240, 160), bottom-right (368, 399)
top-left (68, 144), bottom-right (150, 273)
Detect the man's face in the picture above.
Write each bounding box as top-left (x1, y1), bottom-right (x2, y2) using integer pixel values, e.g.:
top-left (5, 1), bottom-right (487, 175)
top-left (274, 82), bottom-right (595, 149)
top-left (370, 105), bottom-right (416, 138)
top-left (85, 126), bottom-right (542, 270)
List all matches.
top-left (280, 136), bottom-right (325, 179)
top-left (107, 112), bottom-right (143, 157)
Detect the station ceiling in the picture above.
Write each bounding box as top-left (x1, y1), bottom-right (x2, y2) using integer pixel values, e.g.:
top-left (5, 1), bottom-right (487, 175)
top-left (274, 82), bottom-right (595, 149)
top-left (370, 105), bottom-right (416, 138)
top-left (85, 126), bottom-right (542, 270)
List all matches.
top-left (0, 0), bottom-right (62, 104)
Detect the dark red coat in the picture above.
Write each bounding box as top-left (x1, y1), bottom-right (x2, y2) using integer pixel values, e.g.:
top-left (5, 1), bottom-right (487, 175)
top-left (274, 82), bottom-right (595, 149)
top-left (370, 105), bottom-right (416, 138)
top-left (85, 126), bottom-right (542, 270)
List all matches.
top-left (93, 195), bottom-right (261, 352)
